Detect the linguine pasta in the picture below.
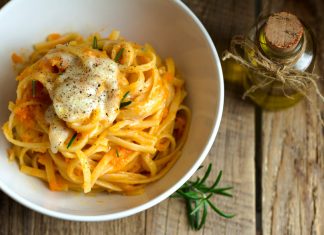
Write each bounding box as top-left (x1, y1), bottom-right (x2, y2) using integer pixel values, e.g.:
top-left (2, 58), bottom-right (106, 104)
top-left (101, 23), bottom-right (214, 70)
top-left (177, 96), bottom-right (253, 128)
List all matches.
top-left (2, 31), bottom-right (190, 195)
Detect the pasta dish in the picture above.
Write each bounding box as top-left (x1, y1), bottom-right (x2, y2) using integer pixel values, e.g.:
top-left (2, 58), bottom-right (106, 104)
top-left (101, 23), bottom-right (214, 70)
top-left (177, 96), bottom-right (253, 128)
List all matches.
top-left (2, 31), bottom-right (190, 194)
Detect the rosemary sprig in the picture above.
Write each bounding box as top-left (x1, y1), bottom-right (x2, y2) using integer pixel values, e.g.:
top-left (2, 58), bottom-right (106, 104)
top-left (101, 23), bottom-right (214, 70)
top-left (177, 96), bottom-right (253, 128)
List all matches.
top-left (67, 133), bottom-right (77, 149)
top-left (92, 36), bottom-right (98, 49)
top-left (114, 48), bottom-right (124, 63)
top-left (172, 164), bottom-right (234, 230)
top-left (120, 91), bottom-right (132, 108)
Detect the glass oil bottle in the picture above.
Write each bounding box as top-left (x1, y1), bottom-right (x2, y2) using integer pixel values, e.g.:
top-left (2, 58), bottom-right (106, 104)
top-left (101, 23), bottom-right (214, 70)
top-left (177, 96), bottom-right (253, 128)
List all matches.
top-left (243, 12), bottom-right (316, 110)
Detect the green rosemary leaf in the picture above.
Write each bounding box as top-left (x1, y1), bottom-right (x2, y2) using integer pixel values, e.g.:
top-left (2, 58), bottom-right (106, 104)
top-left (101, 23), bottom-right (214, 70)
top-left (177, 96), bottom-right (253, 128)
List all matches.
top-left (181, 182), bottom-right (190, 188)
top-left (120, 91), bottom-right (129, 103)
top-left (213, 191), bottom-right (233, 197)
top-left (197, 163), bottom-right (212, 186)
top-left (32, 80), bottom-right (36, 97)
top-left (206, 193), bottom-right (213, 200)
top-left (193, 200), bottom-right (199, 229)
top-left (191, 177), bottom-right (201, 187)
top-left (116, 149), bottom-right (120, 157)
top-left (114, 48), bottom-right (125, 63)
top-left (92, 36), bottom-right (98, 49)
top-left (121, 91), bottom-right (130, 102)
top-left (186, 199), bottom-right (196, 229)
top-left (120, 101), bottom-right (132, 109)
top-left (213, 186), bottom-right (234, 194)
top-left (194, 185), bottom-right (211, 193)
top-left (212, 187), bottom-right (234, 197)
top-left (206, 199), bottom-right (235, 218)
top-left (120, 91), bottom-right (131, 109)
top-left (175, 183), bottom-right (192, 191)
top-left (184, 191), bottom-right (201, 199)
top-left (190, 199), bottom-right (204, 215)
top-left (176, 190), bottom-right (200, 200)
top-left (67, 133), bottom-right (77, 149)
top-left (210, 170), bottom-right (223, 190)
top-left (171, 164), bottom-right (234, 230)
top-left (197, 201), bottom-right (208, 230)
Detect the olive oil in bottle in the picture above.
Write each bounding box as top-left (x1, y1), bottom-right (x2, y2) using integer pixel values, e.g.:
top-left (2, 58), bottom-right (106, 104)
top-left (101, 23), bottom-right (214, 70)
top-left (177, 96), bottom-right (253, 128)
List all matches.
top-left (243, 12), bottom-right (316, 110)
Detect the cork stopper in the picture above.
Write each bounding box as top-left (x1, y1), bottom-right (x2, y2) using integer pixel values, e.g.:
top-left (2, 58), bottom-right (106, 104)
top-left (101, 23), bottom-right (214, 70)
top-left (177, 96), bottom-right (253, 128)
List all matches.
top-left (264, 12), bottom-right (304, 53)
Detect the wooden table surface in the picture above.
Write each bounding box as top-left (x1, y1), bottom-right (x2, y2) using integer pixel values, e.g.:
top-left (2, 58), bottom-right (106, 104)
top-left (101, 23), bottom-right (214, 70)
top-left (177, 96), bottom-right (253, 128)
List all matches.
top-left (0, 0), bottom-right (323, 234)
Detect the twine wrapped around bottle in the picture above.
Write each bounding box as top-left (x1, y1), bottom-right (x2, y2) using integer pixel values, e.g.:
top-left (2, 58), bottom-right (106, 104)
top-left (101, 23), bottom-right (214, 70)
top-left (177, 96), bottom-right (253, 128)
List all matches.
top-left (222, 35), bottom-right (324, 125)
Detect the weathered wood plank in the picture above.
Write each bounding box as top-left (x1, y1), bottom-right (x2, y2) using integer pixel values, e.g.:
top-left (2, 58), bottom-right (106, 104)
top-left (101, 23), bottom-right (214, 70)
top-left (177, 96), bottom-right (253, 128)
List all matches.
top-left (146, 0), bottom-right (256, 234)
top-left (261, 0), bottom-right (324, 234)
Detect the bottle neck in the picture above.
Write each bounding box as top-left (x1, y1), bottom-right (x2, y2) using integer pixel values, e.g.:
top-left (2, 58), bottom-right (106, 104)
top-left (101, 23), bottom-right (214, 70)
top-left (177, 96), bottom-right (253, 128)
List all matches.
top-left (258, 25), bottom-right (305, 62)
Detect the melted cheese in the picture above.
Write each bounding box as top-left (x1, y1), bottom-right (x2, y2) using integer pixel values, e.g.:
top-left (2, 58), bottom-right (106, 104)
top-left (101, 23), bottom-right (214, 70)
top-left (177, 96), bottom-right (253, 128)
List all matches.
top-left (41, 45), bottom-right (121, 152)
top-left (45, 106), bottom-right (71, 153)
top-left (43, 46), bottom-right (120, 123)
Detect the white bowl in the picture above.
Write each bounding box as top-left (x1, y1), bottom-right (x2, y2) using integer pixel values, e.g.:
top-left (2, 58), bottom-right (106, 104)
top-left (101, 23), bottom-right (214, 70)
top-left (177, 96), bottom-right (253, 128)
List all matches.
top-left (0, 0), bottom-right (224, 221)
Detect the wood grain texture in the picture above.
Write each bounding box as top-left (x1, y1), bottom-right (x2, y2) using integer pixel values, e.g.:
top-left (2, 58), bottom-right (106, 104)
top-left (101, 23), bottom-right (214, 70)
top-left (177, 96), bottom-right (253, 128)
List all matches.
top-left (0, 0), bottom-right (257, 235)
top-left (261, 0), bottom-right (324, 234)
